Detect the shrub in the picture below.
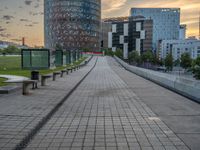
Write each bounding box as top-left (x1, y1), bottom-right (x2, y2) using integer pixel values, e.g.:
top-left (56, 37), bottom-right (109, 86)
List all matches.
top-left (104, 49), bottom-right (114, 57)
top-left (128, 51), bottom-right (141, 64)
top-left (192, 56), bottom-right (200, 80)
top-left (180, 53), bottom-right (192, 70)
top-left (141, 50), bottom-right (154, 63)
top-left (165, 54), bottom-right (173, 71)
top-left (114, 49), bottom-right (123, 58)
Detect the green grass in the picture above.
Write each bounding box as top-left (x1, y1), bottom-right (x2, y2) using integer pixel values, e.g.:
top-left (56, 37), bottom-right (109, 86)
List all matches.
top-left (0, 56), bottom-right (87, 86)
top-left (0, 56), bottom-right (21, 70)
top-left (0, 78), bottom-right (7, 86)
top-left (0, 56), bottom-right (33, 77)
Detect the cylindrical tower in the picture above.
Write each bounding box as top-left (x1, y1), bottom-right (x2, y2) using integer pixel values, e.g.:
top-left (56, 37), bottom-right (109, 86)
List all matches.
top-left (44, 0), bottom-right (101, 51)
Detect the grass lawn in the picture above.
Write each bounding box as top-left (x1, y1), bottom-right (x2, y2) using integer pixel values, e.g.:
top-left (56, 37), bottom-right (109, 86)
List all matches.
top-left (0, 78), bottom-right (7, 86)
top-left (0, 56), bottom-right (87, 86)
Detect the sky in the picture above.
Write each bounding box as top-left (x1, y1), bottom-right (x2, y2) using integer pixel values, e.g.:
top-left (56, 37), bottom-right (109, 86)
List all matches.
top-left (0, 0), bottom-right (199, 47)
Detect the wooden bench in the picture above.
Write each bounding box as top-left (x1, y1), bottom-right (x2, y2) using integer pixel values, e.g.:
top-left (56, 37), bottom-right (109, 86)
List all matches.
top-left (67, 68), bottom-right (73, 73)
top-left (61, 70), bottom-right (67, 77)
top-left (41, 74), bottom-right (52, 86)
top-left (72, 66), bottom-right (76, 71)
top-left (53, 71), bottom-right (61, 81)
top-left (23, 80), bottom-right (38, 95)
top-left (75, 65), bottom-right (79, 70)
top-left (66, 68), bottom-right (69, 75)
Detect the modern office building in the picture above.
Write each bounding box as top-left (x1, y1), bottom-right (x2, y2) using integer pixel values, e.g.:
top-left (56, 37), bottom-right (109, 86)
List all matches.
top-left (44, 0), bottom-right (101, 51)
top-left (100, 21), bottom-right (112, 49)
top-left (130, 8), bottom-right (180, 53)
top-left (159, 39), bottom-right (200, 60)
top-left (108, 16), bottom-right (153, 59)
top-left (179, 24), bottom-right (186, 40)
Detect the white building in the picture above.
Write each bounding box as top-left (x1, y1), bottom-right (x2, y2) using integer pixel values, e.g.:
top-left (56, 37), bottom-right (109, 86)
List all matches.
top-left (130, 8), bottom-right (180, 53)
top-left (159, 39), bottom-right (200, 60)
top-left (179, 24), bottom-right (186, 40)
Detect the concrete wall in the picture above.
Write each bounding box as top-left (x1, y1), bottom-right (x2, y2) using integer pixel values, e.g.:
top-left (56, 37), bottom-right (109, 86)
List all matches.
top-left (114, 56), bottom-right (200, 103)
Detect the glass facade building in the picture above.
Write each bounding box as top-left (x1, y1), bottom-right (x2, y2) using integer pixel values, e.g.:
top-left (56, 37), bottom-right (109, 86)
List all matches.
top-left (44, 0), bottom-right (101, 51)
top-left (130, 8), bottom-right (180, 53)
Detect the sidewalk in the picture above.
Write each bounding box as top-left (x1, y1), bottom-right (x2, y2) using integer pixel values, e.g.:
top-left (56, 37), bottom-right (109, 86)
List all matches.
top-left (109, 56), bottom-right (200, 150)
top-left (25, 57), bottom-right (189, 150)
top-left (0, 57), bottom-right (96, 150)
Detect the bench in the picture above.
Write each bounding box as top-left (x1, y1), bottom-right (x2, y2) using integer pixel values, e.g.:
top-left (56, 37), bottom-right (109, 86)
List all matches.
top-left (61, 70), bottom-right (67, 77)
top-left (67, 68), bottom-right (73, 73)
top-left (23, 80), bottom-right (38, 95)
top-left (66, 68), bottom-right (69, 75)
top-left (72, 66), bottom-right (76, 71)
top-left (41, 74), bottom-right (52, 86)
top-left (53, 71), bottom-right (61, 81)
top-left (75, 65), bottom-right (80, 70)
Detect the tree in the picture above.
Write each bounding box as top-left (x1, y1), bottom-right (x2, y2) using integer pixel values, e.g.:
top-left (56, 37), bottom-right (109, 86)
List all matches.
top-left (141, 50), bottom-right (154, 63)
top-left (180, 53), bottom-right (192, 70)
top-left (3, 45), bottom-right (20, 54)
top-left (105, 49), bottom-right (114, 57)
top-left (174, 59), bottom-right (180, 67)
top-left (152, 55), bottom-right (162, 65)
top-left (82, 48), bottom-right (90, 52)
top-left (128, 51), bottom-right (141, 65)
top-left (114, 49), bottom-right (123, 58)
top-left (192, 56), bottom-right (200, 80)
top-left (165, 54), bottom-right (173, 71)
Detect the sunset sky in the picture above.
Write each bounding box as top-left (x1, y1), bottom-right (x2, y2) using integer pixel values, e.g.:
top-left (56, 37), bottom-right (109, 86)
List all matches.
top-left (0, 0), bottom-right (199, 47)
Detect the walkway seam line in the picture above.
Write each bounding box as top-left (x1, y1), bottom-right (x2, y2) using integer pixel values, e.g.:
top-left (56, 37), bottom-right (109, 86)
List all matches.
top-left (14, 57), bottom-right (98, 150)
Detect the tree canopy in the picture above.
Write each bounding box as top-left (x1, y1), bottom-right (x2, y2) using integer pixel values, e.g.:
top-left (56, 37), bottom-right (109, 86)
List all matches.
top-left (165, 53), bottom-right (173, 71)
top-left (128, 51), bottom-right (141, 64)
top-left (180, 53), bottom-right (192, 70)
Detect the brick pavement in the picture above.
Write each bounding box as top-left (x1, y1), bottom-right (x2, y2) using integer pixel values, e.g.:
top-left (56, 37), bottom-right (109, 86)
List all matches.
top-left (0, 57), bottom-right (96, 150)
top-left (25, 57), bottom-right (189, 150)
top-left (108, 57), bottom-right (200, 150)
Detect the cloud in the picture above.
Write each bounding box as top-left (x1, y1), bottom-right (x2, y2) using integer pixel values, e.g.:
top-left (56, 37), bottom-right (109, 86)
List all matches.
top-left (2, 15), bottom-right (14, 20)
top-left (34, 3), bottom-right (40, 8)
top-left (11, 38), bottom-right (22, 42)
top-left (0, 26), bottom-right (6, 32)
top-left (20, 19), bottom-right (30, 22)
top-left (24, 0), bottom-right (33, 6)
top-left (0, 33), bottom-right (11, 38)
top-left (25, 24), bottom-right (33, 27)
top-left (29, 11), bottom-right (43, 16)
top-left (102, 0), bottom-right (127, 13)
top-left (32, 22), bottom-right (39, 24)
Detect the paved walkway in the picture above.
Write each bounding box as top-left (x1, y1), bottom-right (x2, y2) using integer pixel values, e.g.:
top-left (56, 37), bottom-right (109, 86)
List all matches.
top-left (1, 57), bottom-right (199, 150)
top-left (108, 57), bottom-right (200, 150)
top-left (24, 57), bottom-right (190, 150)
top-left (0, 58), bottom-right (96, 150)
